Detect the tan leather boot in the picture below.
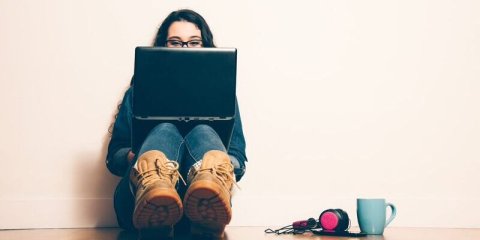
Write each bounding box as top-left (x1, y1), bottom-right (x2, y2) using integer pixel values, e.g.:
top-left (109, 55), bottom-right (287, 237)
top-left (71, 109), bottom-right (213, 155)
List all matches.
top-left (130, 150), bottom-right (184, 231)
top-left (183, 150), bottom-right (236, 238)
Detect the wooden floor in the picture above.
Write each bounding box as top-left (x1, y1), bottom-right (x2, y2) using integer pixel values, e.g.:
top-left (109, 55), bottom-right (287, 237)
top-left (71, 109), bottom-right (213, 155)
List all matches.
top-left (1, 227), bottom-right (480, 240)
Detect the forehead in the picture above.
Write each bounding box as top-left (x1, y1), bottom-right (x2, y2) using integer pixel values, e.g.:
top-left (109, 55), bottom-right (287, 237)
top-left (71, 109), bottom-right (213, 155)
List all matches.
top-left (167, 21), bottom-right (201, 39)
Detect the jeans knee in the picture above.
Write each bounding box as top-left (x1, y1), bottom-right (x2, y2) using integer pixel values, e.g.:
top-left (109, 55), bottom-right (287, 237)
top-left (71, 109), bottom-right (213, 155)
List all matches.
top-left (150, 122), bottom-right (178, 134)
top-left (186, 124), bottom-right (223, 146)
top-left (190, 124), bottom-right (215, 135)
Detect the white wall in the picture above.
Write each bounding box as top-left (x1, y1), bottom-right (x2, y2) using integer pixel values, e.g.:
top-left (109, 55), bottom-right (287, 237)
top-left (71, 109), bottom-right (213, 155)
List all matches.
top-left (1, 0), bottom-right (479, 229)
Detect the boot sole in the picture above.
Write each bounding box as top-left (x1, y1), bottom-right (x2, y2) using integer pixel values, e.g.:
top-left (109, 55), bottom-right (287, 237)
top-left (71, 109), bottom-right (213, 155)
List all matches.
top-left (133, 187), bottom-right (183, 229)
top-left (184, 180), bottom-right (231, 237)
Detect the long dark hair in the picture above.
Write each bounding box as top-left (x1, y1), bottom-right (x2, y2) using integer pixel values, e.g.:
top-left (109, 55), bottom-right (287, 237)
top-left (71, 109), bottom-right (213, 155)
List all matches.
top-left (153, 9), bottom-right (216, 47)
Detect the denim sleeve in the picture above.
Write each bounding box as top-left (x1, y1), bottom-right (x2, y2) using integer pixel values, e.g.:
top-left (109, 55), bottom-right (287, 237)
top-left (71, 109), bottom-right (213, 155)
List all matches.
top-left (228, 98), bottom-right (248, 181)
top-left (106, 87), bottom-right (133, 177)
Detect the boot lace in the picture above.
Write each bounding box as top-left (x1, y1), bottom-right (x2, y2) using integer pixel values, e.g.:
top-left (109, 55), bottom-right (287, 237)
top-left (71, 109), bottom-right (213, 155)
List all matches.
top-left (137, 159), bottom-right (186, 188)
top-left (197, 162), bottom-right (240, 190)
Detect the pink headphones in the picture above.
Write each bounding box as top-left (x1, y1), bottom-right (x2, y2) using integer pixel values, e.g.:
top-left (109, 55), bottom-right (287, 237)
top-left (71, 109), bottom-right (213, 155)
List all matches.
top-left (265, 208), bottom-right (351, 234)
top-left (265, 208), bottom-right (365, 237)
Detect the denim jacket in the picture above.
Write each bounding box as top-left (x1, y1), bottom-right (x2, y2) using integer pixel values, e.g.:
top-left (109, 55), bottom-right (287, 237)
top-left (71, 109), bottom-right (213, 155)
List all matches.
top-left (106, 87), bottom-right (247, 181)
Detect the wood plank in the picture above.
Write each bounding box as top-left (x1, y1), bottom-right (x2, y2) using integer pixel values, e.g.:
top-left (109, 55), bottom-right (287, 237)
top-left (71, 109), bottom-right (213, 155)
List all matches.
top-left (1, 227), bottom-right (480, 240)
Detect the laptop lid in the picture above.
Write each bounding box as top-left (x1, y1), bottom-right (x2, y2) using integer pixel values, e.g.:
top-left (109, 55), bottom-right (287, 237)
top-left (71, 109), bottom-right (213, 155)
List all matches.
top-left (133, 47), bottom-right (237, 120)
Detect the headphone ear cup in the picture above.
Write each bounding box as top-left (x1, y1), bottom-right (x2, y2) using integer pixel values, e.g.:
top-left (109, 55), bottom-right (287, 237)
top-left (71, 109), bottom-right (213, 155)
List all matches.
top-left (319, 209), bottom-right (339, 231)
top-left (319, 208), bottom-right (351, 232)
top-left (334, 209), bottom-right (350, 231)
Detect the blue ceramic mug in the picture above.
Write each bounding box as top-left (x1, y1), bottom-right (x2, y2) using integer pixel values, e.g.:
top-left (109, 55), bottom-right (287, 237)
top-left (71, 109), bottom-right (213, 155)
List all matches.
top-left (357, 198), bottom-right (396, 235)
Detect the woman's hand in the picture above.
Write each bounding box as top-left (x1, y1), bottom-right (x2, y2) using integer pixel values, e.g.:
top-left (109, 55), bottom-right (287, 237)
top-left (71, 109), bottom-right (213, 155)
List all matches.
top-left (127, 150), bottom-right (136, 163)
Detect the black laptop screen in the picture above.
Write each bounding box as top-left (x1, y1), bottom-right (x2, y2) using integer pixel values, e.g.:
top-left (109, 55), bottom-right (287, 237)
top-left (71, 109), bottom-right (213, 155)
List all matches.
top-left (133, 47), bottom-right (237, 118)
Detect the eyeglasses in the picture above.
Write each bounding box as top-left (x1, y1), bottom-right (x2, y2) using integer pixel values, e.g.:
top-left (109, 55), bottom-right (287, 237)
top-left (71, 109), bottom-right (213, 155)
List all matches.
top-left (165, 39), bottom-right (203, 48)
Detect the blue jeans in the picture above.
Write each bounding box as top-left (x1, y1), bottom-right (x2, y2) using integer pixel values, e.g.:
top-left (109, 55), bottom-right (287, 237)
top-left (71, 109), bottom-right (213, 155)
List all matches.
top-left (113, 123), bottom-right (238, 231)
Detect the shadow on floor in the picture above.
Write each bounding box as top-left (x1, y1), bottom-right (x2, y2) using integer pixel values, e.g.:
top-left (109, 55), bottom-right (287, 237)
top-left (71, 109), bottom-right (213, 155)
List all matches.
top-left (117, 230), bottom-right (231, 240)
top-left (116, 218), bottom-right (230, 240)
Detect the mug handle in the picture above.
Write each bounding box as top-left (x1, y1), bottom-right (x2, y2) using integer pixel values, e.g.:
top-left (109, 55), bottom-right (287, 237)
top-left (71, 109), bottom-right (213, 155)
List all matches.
top-left (385, 202), bottom-right (397, 227)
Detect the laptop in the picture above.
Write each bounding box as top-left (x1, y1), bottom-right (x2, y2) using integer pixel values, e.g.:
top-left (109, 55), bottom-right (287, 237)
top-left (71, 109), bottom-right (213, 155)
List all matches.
top-left (132, 47), bottom-right (237, 153)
